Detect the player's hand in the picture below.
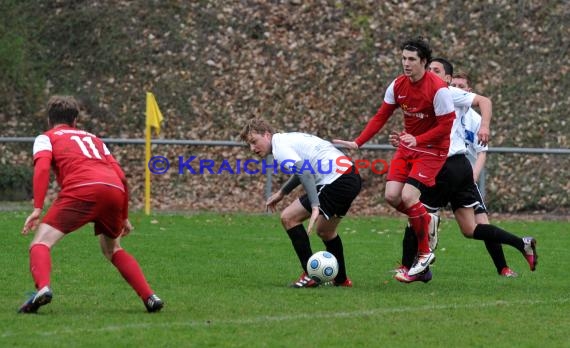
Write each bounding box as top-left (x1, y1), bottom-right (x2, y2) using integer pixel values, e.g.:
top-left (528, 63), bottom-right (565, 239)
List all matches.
top-left (389, 130), bottom-right (401, 147)
top-left (331, 139), bottom-right (359, 150)
top-left (399, 132), bottom-right (417, 147)
top-left (306, 206), bottom-right (320, 234)
top-left (22, 208), bottom-right (42, 235)
top-left (266, 191), bottom-right (284, 213)
top-left (478, 126), bottom-right (490, 146)
top-left (122, 219), bottom-right (134, 236)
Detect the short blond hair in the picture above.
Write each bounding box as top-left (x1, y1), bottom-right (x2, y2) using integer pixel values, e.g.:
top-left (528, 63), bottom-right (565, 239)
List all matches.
top-left (452, 71), bottom-right (471, 86)
top-left (239, 118), bottom-right (274, 141)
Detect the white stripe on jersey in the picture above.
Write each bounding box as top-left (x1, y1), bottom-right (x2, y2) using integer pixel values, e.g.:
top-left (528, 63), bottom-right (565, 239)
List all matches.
top-left (33, 134), bottom-right (52, 155)
top-left (52, 129), bottom-right (97, 137)
top-left (103, 143), bottom-right (111, 155)
top-left (384, 79), bottom-right (396, 104)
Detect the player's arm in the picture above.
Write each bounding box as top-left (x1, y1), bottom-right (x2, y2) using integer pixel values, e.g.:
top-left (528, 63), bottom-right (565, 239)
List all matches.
top-left (471, 94), bottom-right (492, 145)
top-left (276, 161), bottom-right (319, 207)
top-left (353, 102), bottom-right (398, 147)
top-left (333, 80), bottom-right (398, 149)
top-left (104, 144), bottom-right (129, 221)
top-left (472, 151), bottom-right (487, 182)
top-left (280, 175), bottom-right (301, 195)
top-left (111, 160), bottom-right (129, 220)
top-left (32, 156), bottom-right (51, 210)
top-left (292, 161), bottom-right (320, 233)
top-left (24, 135), bottom-right (53, 234)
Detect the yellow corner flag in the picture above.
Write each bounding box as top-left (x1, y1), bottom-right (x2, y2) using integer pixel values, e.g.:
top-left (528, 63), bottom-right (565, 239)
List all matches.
top-left (145, 92), bottom-right (164, 215)
top-left (146, 92), bottom-right (164, 135)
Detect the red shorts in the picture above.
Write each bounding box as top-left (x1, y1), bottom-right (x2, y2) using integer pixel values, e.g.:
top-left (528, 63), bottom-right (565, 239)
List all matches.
top-left (42, 184), bottom-right (126, 238)
top-left (387, 146), bottom-right (447, 187)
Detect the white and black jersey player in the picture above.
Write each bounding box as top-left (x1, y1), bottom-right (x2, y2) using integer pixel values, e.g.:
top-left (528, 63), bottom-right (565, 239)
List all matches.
top-left (240, 118), bottom-right (361, 288)
top-left (393, 59), bottom-right (537, 282)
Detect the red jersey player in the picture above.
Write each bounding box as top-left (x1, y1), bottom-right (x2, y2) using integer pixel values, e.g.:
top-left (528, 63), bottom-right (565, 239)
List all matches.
top-left (19, 95), bottom-right (163, 313)
top-left (334, 37), bottom-right (456, 277)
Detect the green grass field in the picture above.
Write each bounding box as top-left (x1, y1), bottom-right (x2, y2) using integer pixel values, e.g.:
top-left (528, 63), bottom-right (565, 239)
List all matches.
top-left (1, 210), bottom-right (568, 347)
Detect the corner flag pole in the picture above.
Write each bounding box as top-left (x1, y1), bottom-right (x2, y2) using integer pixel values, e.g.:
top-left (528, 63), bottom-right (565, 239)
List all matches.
top-left (144, 124), bottom-right (152, 215)
top-left (144, 92), bottom-right (164, 215)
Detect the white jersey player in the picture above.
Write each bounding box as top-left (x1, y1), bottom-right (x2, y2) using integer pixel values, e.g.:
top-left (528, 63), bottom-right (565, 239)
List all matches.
top-left (240, 118), bottom-right (362, 288)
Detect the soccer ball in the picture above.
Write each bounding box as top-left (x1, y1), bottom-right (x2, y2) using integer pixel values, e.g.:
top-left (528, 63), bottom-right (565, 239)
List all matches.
top-left (307, 251), bottom-right (339, 283)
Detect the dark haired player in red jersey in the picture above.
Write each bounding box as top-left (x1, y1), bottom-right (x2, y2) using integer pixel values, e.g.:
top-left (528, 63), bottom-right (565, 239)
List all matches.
top-left (18, 95), bottom-right (163, 314)
top-left (334, 36), bottom-right (456, 277)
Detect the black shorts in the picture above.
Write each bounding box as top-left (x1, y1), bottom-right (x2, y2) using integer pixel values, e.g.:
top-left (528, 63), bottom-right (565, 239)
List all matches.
top-left (299, 169), bottom-right (362, 219)
top-left (420, 154), bottom-right (483, 212)
top-left (473, 183), bottom-right (488, 215)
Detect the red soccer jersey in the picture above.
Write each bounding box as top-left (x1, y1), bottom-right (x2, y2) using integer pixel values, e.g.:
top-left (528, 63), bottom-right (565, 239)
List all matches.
top-left (355, 71), bottom-right (455, 151)
top-left (33, 126), bottom-right (124, 198)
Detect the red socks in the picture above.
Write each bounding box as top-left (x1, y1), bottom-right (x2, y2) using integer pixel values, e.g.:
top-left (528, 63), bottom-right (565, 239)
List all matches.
top-left (111, 249), bottom-right (154, 300)
top-left (30, 244), bottom-right (51, 290)
top-left (29, 244), bottom-right (153, 301)
top-left (403, 202), bottom-right (431, 254)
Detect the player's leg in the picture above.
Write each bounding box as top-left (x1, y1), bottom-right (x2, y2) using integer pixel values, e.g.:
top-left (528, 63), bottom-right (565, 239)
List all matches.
top-left (99, 235), bottom-right (162, 312)
top-left (391, 152), bottom-right (445, 276)
top-left (314, 170), bottom-right (361, 286)
top-left (399, 188), bottom-right (443, 272)
top-left (454, 207), bottom-right (537, 271)
top-left (475, 211), bottom-right (516, 277)
top-left (399, 182), bottom-right (435, 276)
top-left (96, 185), bottom-right (163, 312)
top-left (18, 223), bottom-right (65, 313)
top-left (315, 217), bottom-right (350, 286)
top-left (19, 188), bottom-right (92, 314)
top-left (281, 198), bottom-right (313, 272)
top-left (29, 224), bottom-right (66, 290)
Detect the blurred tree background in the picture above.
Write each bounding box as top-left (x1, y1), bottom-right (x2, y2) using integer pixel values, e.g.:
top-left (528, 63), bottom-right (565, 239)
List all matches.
top-left (1, 0), bottom-right (568, 215)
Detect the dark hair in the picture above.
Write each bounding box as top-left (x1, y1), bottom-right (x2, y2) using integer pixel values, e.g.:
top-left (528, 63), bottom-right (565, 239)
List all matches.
top-left (430, 57), bottom-right (454, 77)
top-left (400, 36), bottom-right (432, 68)
top-left (47, 95), bottom-right (79, 126)
top-left (239, 118), bottom-right (274, 141)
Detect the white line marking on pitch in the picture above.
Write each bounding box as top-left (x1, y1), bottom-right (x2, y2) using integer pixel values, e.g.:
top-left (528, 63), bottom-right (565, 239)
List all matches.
top-left (3, 298), bottom-right (570, 338)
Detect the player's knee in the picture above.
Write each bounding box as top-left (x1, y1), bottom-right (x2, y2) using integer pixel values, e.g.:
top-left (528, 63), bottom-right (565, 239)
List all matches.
top-left (280, 212), bottom-right (298, 230)
top-left (384, 192), bottom-right (400, 207)
top-left (101, 248), bottom-right (114, 261)
top-left (316, 229), bottom-right (336, 240)
top-left (460, 228), bottom-right (474, 238)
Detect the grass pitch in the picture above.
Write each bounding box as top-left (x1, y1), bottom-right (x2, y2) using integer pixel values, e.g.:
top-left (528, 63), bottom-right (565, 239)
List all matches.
top-left (1, 210), bottom-right (567, 347)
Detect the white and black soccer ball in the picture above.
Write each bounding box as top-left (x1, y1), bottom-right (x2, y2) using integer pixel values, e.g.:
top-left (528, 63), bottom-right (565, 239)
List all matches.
top-left (307, 251), bottom-right (339, 283)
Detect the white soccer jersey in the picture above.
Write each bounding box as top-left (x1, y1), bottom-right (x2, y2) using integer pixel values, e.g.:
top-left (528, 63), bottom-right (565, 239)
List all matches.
top-left (462, 108), bottom-right (488, 166)
top-left (447, 86), bottom-right (476, 156)
top-left (271, 132), bottom-right (350, 185)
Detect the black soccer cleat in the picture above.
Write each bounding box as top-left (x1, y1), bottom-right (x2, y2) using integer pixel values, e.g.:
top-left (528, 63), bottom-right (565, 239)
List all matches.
top-left (145, 294), bottom-right (164, 313)
top-left (18, 286), bottom-right (53, 314)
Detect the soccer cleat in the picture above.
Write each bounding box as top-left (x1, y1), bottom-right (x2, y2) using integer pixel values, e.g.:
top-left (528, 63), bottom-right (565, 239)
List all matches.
top-left (332, 277), bottom-right (353, 287)
top-left (145, 294), bottom-right (164, 313)
top-left (392, 264), bottom-right (408, 274)
top-left (500, 267), bottom-right (518, 278)
top-left (408, 252), bottom-right (435, 276)
top-left (522, 237), bottom-right (538, 271)
top-left (18, 286), bottom-right (53, 314)
top-left (290, 272), bottom-right (319, 288)
top-left (394, 269), bottom-right (432, 283)
top-left (428, 212), bottom-right (441, 251)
